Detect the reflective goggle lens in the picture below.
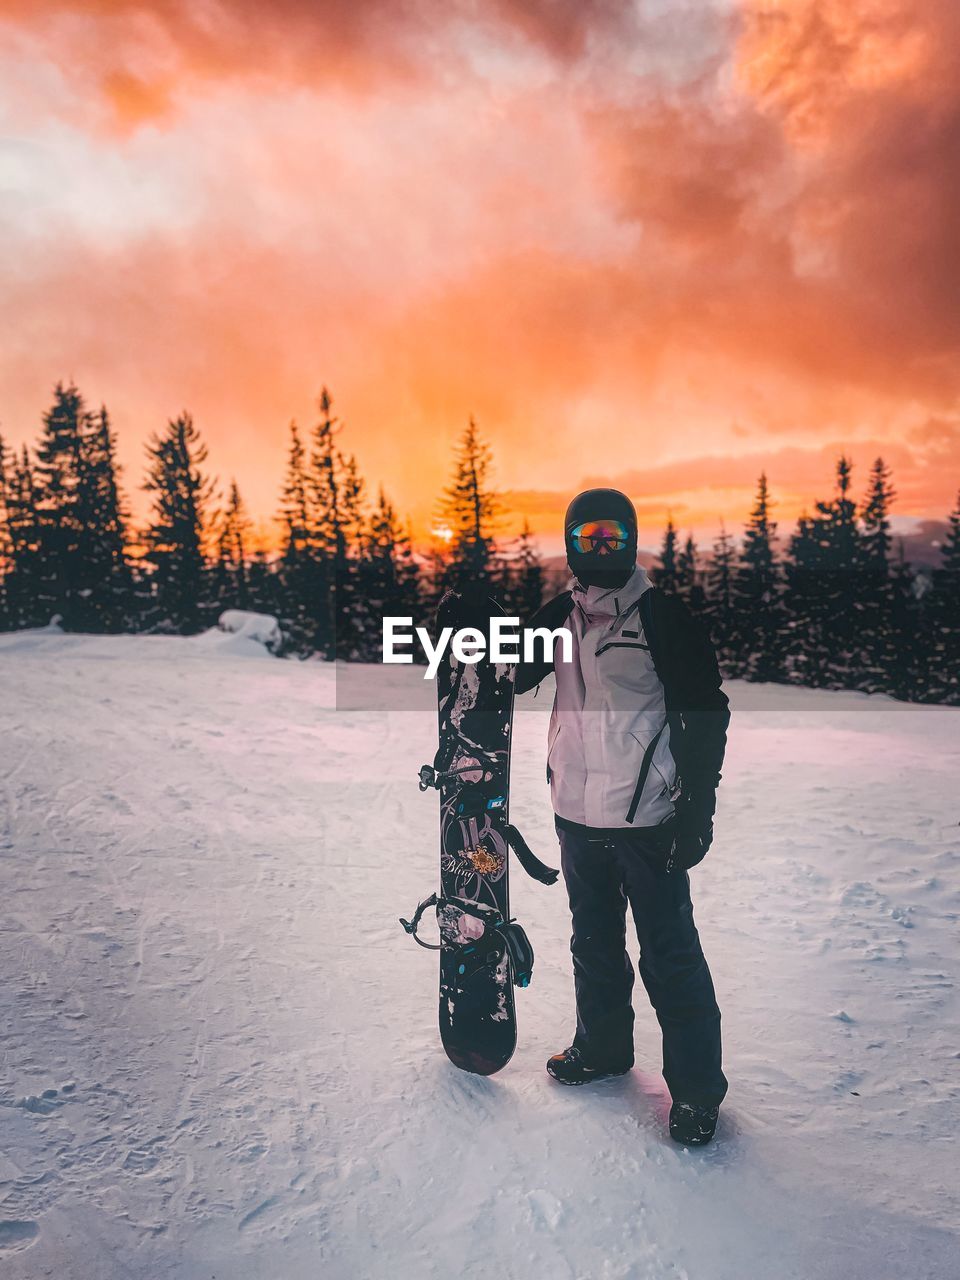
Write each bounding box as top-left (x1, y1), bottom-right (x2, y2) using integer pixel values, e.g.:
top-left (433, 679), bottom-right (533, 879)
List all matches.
top-left (569, 520), bottom-right (630, 554)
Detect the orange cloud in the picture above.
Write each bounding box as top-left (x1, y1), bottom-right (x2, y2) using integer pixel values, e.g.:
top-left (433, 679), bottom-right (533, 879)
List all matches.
top-left (0, 0), bottom-right (639, 132)
top-left (0, 0), bottom-right (957, 552)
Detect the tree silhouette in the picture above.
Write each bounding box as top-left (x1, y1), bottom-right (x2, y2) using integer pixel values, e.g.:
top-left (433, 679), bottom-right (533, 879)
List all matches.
top-left (309, 388), bottom-right (351, 656)
top-left (142, 413), bottom-right (214, 633)
top-left (215, 480), bottom-right (252, 610)
top-left (499, 518), bottom-right (544, 619)
top-left (311, 388), bottom-right (346, 565)
top-left (0, 435), bottom-right (13, 630)
top-left (783, 511), bottom-right (820, 685)
top-left (355, 487), bottom-right (423, 660)
top-left (737, 473), bottom-right (782, 681)
top-left (84, 406), bottom-right (132, 631)
top-left (437, 417), bottom-right (500, 591)
top-left (277, 420), bottom-right (315, 650)
top-left (858, 458), bottom-right (896, 690)
top-left (33, 381), bottom-right (99, 626)
top-left (677, 533), bottom-right (703, 609)
top-left (5, 374), bottom-right (960, 705)
top-left (929, 489), bottom-right (960, 701)
top-left (3, 447), bottom-right (43, 628)
top-left (280, 421), bottom-right (311, 562)
top-left (705, 522), bottom-right (738, 670)
top-left (818, 456), bottom-right (862, 685)
top-left (860, 458), bottom-right (895, 571)
top-left (655, 516), bottom-right (679, 591)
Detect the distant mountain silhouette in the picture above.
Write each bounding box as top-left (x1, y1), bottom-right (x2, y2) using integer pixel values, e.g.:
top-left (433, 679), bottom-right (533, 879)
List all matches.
top-left (893, 519), bottom-right (951, 568)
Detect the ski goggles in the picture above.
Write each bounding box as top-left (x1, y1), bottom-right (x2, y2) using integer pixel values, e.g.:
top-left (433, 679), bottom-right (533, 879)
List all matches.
top-left (568, 519), bottom-right (631, 555)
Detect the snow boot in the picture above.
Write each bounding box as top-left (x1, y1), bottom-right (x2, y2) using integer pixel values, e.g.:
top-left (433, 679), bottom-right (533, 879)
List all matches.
top-left (669, 1101), bottom-right (719, 1146)
top-left (546, 1046), bottom-right (632, 1086)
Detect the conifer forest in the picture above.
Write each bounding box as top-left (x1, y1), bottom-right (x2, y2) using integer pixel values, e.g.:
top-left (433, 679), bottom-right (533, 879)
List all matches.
top-left (1, 381), bottom-right (958, 704)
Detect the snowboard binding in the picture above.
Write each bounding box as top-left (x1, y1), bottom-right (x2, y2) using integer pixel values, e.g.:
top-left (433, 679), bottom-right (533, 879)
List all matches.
top-left (399, 892), bottom-right (535, 988)
top-left (418, 759), bottom-right (498, 792)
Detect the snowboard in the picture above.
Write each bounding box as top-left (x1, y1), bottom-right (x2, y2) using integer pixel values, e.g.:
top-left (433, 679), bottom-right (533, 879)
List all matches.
top-left (401, 587), bottom-right (557, 1075)
top-left (432, 589), bottom-right (518, 1074)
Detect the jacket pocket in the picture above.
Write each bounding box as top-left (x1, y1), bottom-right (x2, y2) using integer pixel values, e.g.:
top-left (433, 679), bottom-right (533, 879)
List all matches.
top-left (625, 723), bottom-right (667, 824)
top-left (650, 754), bottom-right (680, 801)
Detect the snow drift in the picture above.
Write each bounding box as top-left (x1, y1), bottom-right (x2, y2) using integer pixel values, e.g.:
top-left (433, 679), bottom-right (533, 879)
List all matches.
top-left (210, 608), bottom-right (284, 654)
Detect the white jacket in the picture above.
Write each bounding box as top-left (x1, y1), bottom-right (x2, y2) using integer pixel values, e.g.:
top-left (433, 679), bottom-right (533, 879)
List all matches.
top-left (547, 567), bottom-right (678, 829)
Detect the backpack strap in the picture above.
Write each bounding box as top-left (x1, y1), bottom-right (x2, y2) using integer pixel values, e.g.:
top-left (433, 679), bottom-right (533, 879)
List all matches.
top-left (637, 586), bottom-right (660, 663)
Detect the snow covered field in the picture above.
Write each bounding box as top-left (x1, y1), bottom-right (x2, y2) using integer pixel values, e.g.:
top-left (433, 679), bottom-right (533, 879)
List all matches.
top-left (1, 630), bottom-right (959, 1279)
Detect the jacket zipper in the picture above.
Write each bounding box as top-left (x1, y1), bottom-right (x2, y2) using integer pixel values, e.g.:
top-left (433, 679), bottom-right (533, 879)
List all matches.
top-left (625, 723), bottom-right (667, 824)
top-left (595, 640), bottom-right (650, 657)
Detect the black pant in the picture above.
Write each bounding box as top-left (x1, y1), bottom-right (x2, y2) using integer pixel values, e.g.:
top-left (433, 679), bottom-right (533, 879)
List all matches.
top-left (557, 820), bottom-right (728, 1106)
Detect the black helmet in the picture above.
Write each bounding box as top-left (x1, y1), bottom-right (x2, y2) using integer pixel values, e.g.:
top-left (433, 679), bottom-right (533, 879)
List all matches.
top-left (564, 487), bottom-right (638, 588)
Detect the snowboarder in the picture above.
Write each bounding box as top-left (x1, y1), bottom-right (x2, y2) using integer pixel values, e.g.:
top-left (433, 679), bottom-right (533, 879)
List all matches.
top-left (517, 488), bottom-right (730, 1145)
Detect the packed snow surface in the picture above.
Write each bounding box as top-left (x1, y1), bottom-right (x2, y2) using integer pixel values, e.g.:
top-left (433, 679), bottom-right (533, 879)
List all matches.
top-left (1, 632), bottom-right (958, 1279)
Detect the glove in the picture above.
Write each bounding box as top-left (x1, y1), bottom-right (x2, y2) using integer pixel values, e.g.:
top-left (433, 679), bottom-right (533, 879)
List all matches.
top-left (669, 796), bottom-right (715, 871)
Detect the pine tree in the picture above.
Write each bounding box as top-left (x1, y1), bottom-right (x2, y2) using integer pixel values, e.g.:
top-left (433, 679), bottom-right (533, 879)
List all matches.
top-left (705, 522), bottom-right (738, 674)
top-left (741, 474), bottom-right (778, 586)
top-left (358, 488), bottom-right (422, 661)
top-left (784, 457), bottom-right (862, 689)
top-left (246, 546), bottom-right (279, 622)
top-left (736, 473), bottom-right (783, 682)
top-left (783, 511), bottom-right (821, 687)
top-left (0, 433), bottom-right (12, 629)
top-left (3, 447), bottom-right (44, 629)
top-left (861, 458), bottom-right (895, 571)
top-left (677, 533), bottom-right (694, 593)
top-left (33, 381), bottom-right (100, 626)
top-left (142, 413), bottom-right (214, 633)
top-left (280, 422), bottom-right (311, 559)
top-left (677, 533), bottom-right (704, 611)
top-left (310, 394), bottom-right (375, 658)
top-left (340, 454), bottom-right (367, 559)
top-left (858, 458), bottom-right (896, 692)
top-left (437, 417), bottom-right (500, 591)
top-left (888, 538), bottom-right (929, 702)
top-left (394, 518), bottom-right (423, 639)
top-left (816, 456), bottom-right (862, 687)
top-left (310, 388), bottom-right (347, 657)
top-left (214, 480), bottom-right (252, 610)
top-left (822, 455), bottom-right (859, 568)
top-left (929, 490), bottom-right (960, 702)
top-left (84, 406), bottom-right (132, 631)
top-left (497, 519), bottom-right (544, 620)
top-left (343, 460), bottom-right (369, 658)
top-left (655, 516), bottom-right (679, 592)
top-left (275, 393), bottom-right (373, 658)
top-left (311, 387), bottom-right (346, 565)
top-left (513, 519), bottom-right (545, 618)
top-left (946, 499), bottom-right (959, 572)
top-left (277, 421), bottom-right (315, 652)
top-left (334, 453), bottom-right (371, 658)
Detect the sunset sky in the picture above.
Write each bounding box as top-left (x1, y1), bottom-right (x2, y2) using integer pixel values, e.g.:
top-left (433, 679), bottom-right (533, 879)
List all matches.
top-left (1, 0), bottom-right (958, 553)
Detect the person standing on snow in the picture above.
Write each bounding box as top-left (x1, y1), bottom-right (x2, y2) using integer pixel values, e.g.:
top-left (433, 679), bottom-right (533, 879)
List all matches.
top-left (517, 488), bottom-right (730, 1146)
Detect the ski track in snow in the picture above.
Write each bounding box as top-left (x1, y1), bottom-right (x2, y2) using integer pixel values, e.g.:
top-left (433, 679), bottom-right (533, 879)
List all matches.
top-left (0, 631), bottom-right (959, 1279)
